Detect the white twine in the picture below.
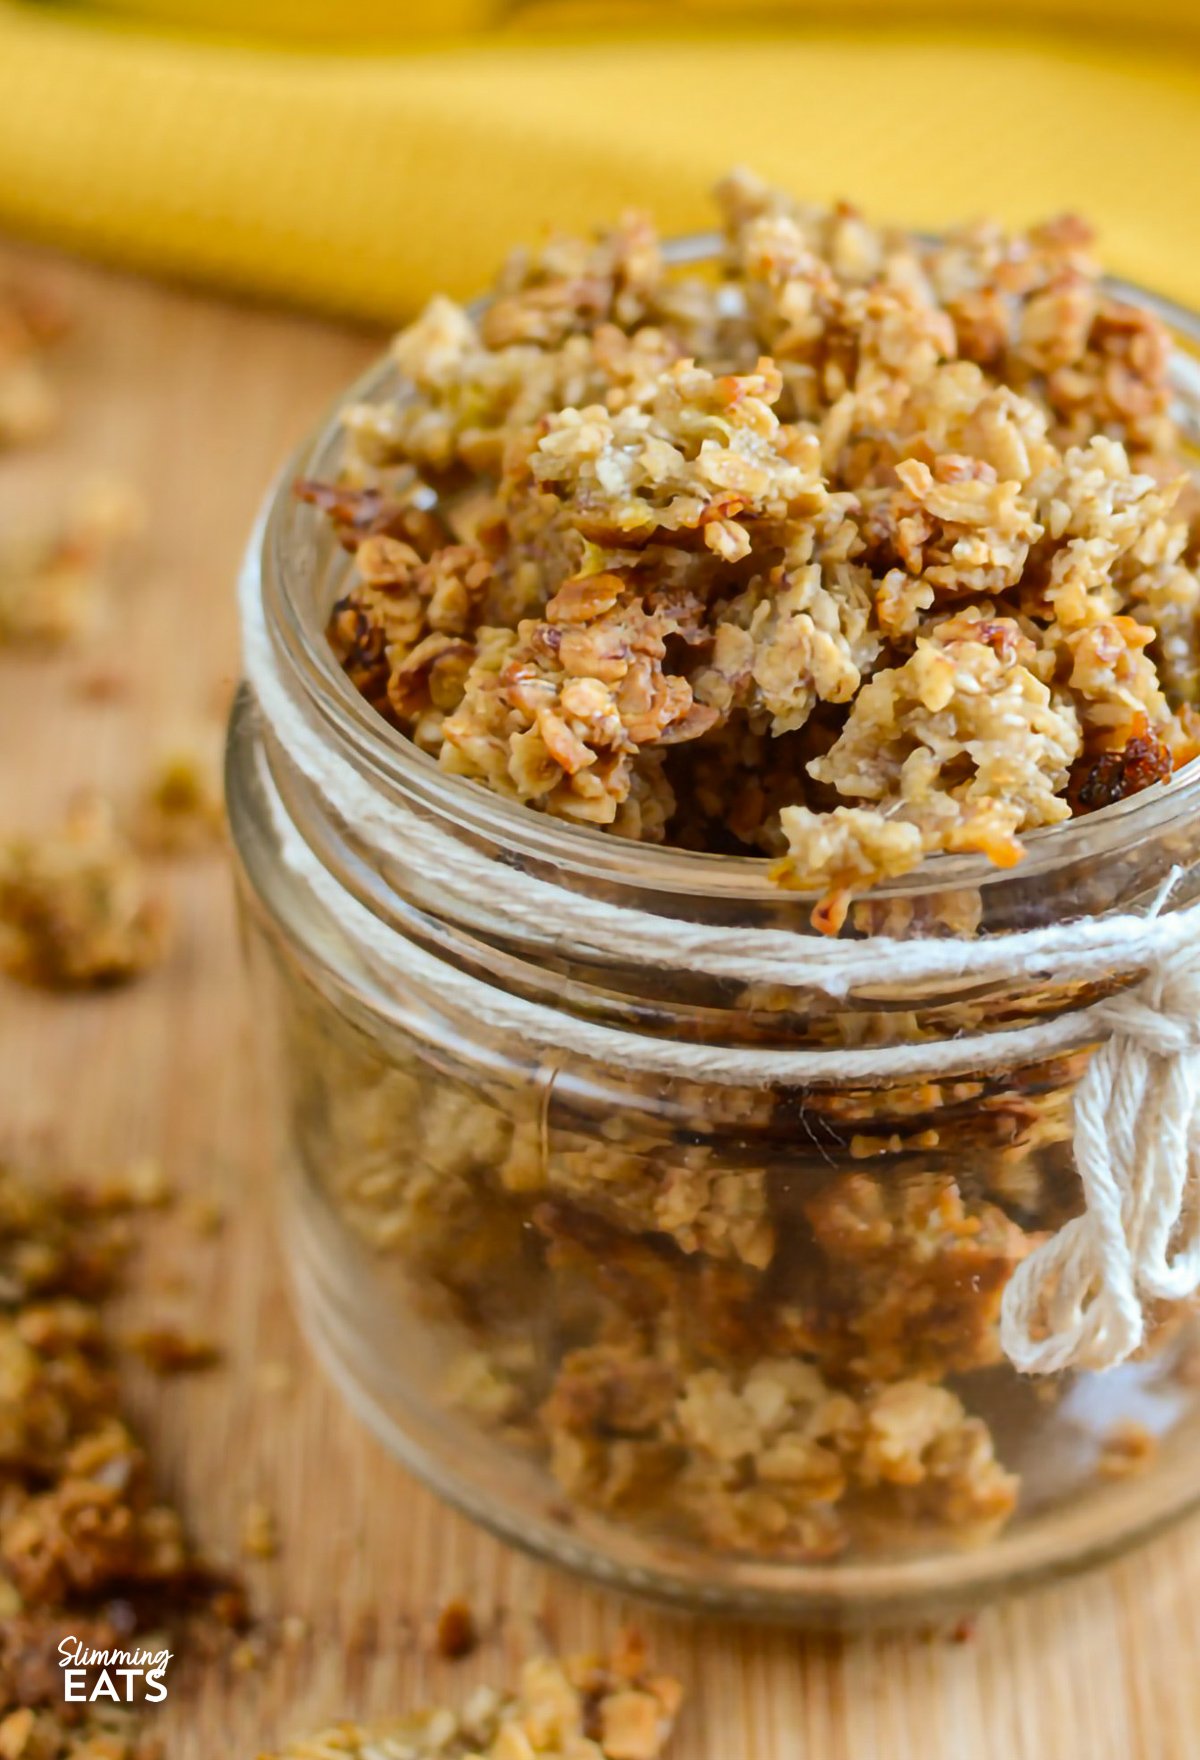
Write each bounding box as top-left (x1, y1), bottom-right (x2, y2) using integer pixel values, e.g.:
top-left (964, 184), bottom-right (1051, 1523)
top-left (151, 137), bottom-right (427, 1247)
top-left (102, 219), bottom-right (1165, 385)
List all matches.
top-left (1001, 961), bottom-right (1200, 1372)
top-left (240, 548), bottom-right (1200, 1375)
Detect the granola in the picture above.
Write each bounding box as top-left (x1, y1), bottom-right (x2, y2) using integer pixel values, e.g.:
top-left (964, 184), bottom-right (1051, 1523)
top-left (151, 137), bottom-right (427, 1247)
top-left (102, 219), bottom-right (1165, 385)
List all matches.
top-left (0, 481), bottom-right (143, 649)
top-left (0, 1162), bottom-right (242, 1755)
top-left (312, 171), bottom-right (1200, 926)
top-left (796, 1171), bottom-right (1035, 1383)
top-left (265, 1632), bottom-right (681, 1760)
top-left (0, 799), bottom-right (167, 989)
top-left (252, 858), bottom-right (1200, 1578)
top-left (277, 973), bottom-right (1059, 1561)
top-left (131, 748), bottom-right (225, 857)
top-left (544, 1343), bottom-right (1016, 1558)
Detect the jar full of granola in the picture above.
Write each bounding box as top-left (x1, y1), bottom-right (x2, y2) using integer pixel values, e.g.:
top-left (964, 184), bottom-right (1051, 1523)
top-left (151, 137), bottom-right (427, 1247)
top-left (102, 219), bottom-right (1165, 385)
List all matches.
top-left (228, 188), bottom-right (1200, 1625)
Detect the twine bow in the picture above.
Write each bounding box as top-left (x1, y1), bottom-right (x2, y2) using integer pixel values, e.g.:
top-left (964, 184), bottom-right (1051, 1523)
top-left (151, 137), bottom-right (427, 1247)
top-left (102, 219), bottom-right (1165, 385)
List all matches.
top-left (1001, 944), bottom-right (1200, 1372)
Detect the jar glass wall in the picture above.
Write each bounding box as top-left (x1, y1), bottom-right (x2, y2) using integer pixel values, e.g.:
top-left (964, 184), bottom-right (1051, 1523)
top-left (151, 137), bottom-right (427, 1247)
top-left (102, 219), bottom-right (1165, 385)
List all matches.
top-left (226, 262), bottom-right (1200, 1626)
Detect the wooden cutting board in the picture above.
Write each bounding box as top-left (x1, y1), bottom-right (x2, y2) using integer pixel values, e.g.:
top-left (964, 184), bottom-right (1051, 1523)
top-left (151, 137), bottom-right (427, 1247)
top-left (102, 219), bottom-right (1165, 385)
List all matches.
top-left (2, 239), bottom-right (1200, 1760)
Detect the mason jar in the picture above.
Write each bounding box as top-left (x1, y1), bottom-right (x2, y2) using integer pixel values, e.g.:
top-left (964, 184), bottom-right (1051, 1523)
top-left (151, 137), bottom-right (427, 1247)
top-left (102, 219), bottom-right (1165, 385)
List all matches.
top-left (226, 265), bottom-right (1200, 1627)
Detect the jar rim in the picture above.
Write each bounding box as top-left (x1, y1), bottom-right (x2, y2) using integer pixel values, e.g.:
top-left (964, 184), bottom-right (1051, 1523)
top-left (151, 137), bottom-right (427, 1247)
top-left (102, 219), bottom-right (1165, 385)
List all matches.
top-left (259, 233), bottom-right (1200, 912)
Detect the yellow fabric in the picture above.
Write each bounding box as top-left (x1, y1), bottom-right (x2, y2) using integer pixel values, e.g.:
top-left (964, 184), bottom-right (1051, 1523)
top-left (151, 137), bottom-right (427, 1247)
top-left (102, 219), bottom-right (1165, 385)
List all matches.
top-left (0, 2), bottom-right (1199, 323)
top-left (83, 0), bottom-right (1200, 46)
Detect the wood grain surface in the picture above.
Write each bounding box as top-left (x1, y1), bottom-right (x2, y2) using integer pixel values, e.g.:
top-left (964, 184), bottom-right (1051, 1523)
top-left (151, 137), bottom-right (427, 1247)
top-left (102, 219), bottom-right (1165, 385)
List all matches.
top-left (2, 239), bottom-right (1200, 1760)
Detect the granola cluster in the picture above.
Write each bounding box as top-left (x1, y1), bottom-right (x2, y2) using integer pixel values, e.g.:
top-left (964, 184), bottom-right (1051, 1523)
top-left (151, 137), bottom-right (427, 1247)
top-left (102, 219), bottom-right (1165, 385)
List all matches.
top-left (0, 1162), bottom-right (241, 1759)
top-left (0, 799), bottom-right (167, 990)
top-left (314, 171), bottom-right (1200, 927)
top-left (267, 1632), bottom-right (681, 1760)
top-left (0, 743), bottom-right (226, 993)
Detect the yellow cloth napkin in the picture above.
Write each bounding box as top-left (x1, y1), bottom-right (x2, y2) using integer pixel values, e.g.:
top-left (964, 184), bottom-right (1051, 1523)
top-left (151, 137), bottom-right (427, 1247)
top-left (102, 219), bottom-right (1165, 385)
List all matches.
top-left (80, 0), bottom-right (1200, 45)
top-left (0, 2), bottom-right (1199, 323)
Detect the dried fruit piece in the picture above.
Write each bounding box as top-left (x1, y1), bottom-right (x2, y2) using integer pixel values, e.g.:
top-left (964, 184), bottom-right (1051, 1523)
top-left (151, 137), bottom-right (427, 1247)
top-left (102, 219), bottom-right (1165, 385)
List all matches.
top-left (1067, 729), bottom-right (1173, 814)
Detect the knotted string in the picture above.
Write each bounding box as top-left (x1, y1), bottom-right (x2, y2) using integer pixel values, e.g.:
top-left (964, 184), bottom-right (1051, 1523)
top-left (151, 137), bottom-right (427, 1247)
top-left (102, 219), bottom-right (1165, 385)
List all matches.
top-left (1000, 942), bottom-right (1200, 1371)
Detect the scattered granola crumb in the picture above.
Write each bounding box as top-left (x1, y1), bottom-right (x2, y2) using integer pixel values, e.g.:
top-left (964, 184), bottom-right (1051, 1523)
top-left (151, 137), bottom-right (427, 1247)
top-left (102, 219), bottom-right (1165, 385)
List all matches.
top-left (0, 478), bottom-right (144, 647)
top-left (0, 1702), bottom-right (164, 1760)
top-left (240, 1502), bottom-right (279, 1562)
top-left (1097, 1419), bottom-right (1158, 1479)
top-left (265, 1631), bottom-right (681, 1760)
top-left (132, 747), bottom-right (225, 856)
top-left (434, 1597), bottom-right (479, 1661)
top-left (98, 1155), bottom-right (172, 1210)
top-left (0, 797), bottom-right (168, 989)
top-left (0, 1160), bottom-right (243, 1753)
top-left (126, 1324), bottom-right (222, 1375)
top-left (279, 1614), bottom-right (310, 1649)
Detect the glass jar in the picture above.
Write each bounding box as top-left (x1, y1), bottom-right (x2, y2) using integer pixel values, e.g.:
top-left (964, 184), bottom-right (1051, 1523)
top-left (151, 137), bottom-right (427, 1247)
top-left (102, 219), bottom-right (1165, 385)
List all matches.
top-left (227, 258), bottom-right (1200, 1627)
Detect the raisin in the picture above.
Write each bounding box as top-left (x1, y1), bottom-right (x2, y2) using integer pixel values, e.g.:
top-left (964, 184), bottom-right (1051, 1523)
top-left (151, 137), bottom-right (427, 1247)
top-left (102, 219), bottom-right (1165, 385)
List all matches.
top-left (1068, 733), bottom-right (1173, 814)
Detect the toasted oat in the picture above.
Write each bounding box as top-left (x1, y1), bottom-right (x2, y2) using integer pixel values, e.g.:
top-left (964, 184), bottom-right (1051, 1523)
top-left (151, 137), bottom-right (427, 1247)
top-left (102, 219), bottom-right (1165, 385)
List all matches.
top-left (0, 798), bottom-right (167, 989)
top-left (314, 172), bottom-right (1200, 927)
top-left (265, 1632), bottom-right (682, 1760)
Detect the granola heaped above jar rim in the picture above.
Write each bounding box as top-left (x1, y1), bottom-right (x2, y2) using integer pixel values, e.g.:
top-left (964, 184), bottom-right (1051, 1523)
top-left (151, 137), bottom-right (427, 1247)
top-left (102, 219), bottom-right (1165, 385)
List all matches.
top-left (303, 169), bottom-right (1200, 931)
